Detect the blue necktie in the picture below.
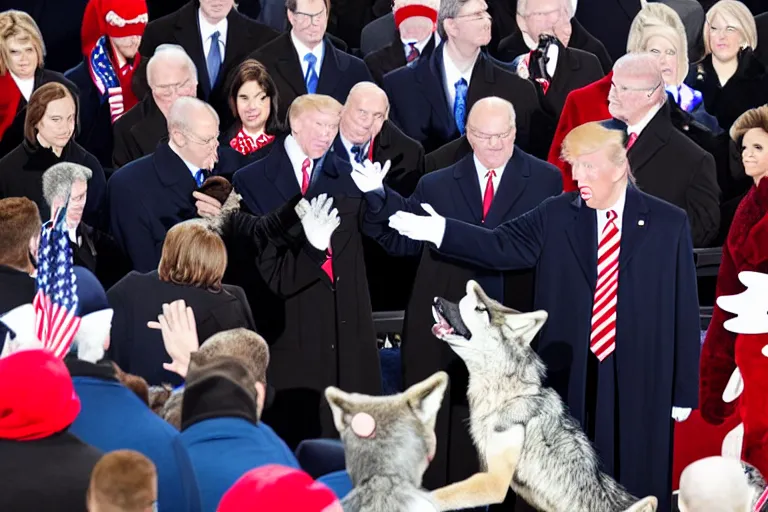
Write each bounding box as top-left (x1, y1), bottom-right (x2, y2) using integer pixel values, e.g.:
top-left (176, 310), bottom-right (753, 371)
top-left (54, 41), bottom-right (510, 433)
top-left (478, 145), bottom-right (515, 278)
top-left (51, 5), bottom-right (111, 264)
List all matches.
top-left (207, 31), bottom-right (222, 89)
top-left (195, 169), bottom-right (209, 187)
top-left (453, 78), bottom-right (468, 135)
top-left (351, 143), bottom-right (367, 164)
top-left (304, 53), bottom-right (319, 94)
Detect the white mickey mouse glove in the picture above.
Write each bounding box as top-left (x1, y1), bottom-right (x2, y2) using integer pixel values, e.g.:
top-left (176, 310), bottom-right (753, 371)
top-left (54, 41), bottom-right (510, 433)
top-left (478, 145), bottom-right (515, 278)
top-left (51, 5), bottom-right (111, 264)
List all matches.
top-left (388, 203), bottom-right (446, 247)
top-left (672, 407), bottom-right (692, 422)
top-left (350, 159), bottom-right (390, 193)
top-left (299, 193), bottom-right (340, 251)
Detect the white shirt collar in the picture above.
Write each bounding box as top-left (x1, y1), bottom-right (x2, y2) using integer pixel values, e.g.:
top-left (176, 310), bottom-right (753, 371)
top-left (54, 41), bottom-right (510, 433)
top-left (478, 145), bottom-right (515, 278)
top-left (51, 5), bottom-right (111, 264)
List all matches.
top-left (291, 31), bottom-right (324, 74)
top-left (402, 32), bottom-right (439, 57)
top-left (473, 154), bottom-right (506, 195)
top-left (596, 186), bottom-right (628, 236)
top-left (168, 142), bottom-right (202, 179)
top-left (442, 45), bottom-right (476, 108)
top-left (626, 102), bottom-right (663, 138)
top-left (10, 72), bottom-right (35, 101)
top-left (285, 134), bottom-right (314, 184)
top-left (198, 9), bottom-right (228, 54)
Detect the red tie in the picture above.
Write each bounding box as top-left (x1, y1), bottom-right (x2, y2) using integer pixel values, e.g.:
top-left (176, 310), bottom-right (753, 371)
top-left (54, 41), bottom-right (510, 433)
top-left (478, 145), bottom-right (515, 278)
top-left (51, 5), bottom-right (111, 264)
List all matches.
top-left (481, 170), bottom-right (496, 222)
top-left (301, 158), bottom-right (311, 195)
top-left (406, 42), bottom-right (420, 63)
top-left (321, 247), bottom-right (333, 282)
top-left (627, 132), bottom-right (638, 149)
top-left (590, 210), bottom-right (620, 362)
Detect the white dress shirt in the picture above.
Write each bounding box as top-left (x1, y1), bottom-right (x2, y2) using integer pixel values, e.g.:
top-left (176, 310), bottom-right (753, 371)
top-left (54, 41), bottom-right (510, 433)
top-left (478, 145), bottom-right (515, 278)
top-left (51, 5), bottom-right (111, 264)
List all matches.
top-left (626, 102), bottom-right (663, 140)
top-left (199, 9), bottom-right (228, 61)
top-left (442, 46), bottom-right (476, 109)
top-left (11, 72), bottom-right (34, 101)
top-left (521, 32), bottom-right (559, 78)
top-left (596, 186), bottom-right (627, 238)
top-left (473, 155), bottom-right (506, 197)
top-left (291, 31), bottom-right (324, 79)
top-left (169, 142), bottom-right (202, 180)
top-left (68, 226), bottom-right (81, 246)
top-left (401, 32), bottom-right (439, 60)
top-left (285, 134), bottom-right (314, 188)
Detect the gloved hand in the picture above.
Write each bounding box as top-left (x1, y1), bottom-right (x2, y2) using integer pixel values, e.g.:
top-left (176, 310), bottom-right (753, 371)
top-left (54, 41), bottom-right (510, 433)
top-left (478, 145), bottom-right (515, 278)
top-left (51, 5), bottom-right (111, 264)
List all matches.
top-left (350, 159), bottom-right (390, 193)
top-left (296, 193), bottom-right (340, 251)
top-left (672, 407), bottom-right (692, 422)
top-left (388, 203), bottom-right (446, 247)
top-left (107, 86), bottom-right (125, 123)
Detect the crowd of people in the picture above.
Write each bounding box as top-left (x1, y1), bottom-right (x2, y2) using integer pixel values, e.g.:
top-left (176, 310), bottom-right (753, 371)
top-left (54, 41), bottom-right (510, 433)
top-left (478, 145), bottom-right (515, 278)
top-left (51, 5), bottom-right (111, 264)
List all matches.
top-left (1, 0), bottom-right (768, 510)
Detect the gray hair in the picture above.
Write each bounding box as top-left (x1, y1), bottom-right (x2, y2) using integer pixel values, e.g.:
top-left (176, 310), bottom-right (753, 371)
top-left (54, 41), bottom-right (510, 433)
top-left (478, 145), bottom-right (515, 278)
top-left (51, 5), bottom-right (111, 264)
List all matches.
top-left (41, 162), bottom-right (92, 207)
top-left (517, 0), bottom-right (574, 18)
top-left (437, 0), bottom-right (471, 40)
top-left (146, 44), bottom-right (198, 88)
top-left (613, 52), bottom-right (666, 106)
top-left (167, 96), bottom-right (220, 134)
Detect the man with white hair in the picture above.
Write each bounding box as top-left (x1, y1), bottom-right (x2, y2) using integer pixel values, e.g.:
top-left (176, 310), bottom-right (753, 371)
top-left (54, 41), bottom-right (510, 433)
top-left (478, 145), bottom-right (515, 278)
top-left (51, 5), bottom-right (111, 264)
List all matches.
top-left (678, 456), bottom-right (768, 512)
top-left (112, 44), bottom-right (200, 168)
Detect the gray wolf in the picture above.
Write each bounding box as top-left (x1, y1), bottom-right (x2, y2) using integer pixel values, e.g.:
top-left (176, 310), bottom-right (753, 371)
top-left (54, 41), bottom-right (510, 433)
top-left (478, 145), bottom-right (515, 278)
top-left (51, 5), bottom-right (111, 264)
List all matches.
top-left (428, 280), bottom-right (658, 512)
top-left (325, 372), bottom-right (448, 511)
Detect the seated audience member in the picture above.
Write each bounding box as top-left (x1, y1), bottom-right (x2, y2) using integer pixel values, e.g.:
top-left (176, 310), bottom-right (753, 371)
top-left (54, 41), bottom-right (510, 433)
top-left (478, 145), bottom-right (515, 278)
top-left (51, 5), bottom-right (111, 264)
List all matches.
top-left (66, 0), bottom-right (148, 169)
top-left (111, 44), bottom-right (198, 168)
top-left (0, 10), bottom-right (77, 158)
top-left (42, 162), bottom-right (129, 288)
top-left (248, 0), bottom-right (373, 123)
top-left (0, 82), bottom-right (107, 228)
top-left (678, 456), bottom-right (765, 512)
top-left (686, 0), bottom-right (768, 135)
top-left (108, 96), bottom-right (243, 272)
top-left (107, 220), bottom-right (254, 386)
top-left (384, 0), bottom-right (541, 154)
top-left (218, 465), bottom-right (343, 512)
top-left (496, 0), bottom-right (612, 74)
top-left (0, 349), bottom-right (103, 511)
top-left (67, 267), bottom-right (200, 512)
top-left (0, 197), bottom-right (40, 314)
top-left (133, 0), bottom-right (278, 128)
top-left (87, 450), bottom-right (158, 512)
top-left (363, 0), bottom-right (440, 86)
top-left (223, 59), bottom-right (282, 159)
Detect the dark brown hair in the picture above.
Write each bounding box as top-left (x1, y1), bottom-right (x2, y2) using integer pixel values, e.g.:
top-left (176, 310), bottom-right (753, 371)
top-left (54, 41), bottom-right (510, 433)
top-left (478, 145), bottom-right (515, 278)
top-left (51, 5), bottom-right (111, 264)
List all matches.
top-left (285, 0), bottom-right (330, 13)
top-left (227, 59), bottom-right (282, 136)
top-left (24, 82), bottom-right (75, 144)
top-left (158, 220), bottom-right (227, 292)
top-left (0, 197), bottom-right (41, 270)
top-left (88, 450), bottom-right (157, 512)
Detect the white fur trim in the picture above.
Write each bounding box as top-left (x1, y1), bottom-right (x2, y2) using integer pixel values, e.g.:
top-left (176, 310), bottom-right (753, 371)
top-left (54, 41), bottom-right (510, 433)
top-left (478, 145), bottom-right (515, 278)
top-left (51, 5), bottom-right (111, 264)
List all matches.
top-left (105, 11), bottom-right (149, 27)
top-left (73, 309), bottom-right (114, 363)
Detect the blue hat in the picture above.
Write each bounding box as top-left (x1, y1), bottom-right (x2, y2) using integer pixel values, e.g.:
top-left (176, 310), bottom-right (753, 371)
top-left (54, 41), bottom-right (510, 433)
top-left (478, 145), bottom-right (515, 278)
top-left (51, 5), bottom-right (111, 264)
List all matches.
top-left (73, 266), bottom-right (110, 317)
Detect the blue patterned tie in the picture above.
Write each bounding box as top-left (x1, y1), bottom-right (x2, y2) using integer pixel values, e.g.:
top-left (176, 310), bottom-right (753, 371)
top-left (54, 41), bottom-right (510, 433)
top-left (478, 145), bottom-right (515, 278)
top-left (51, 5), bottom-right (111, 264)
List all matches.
top-left (351, 143), bottom-right (367, 163)
top-left (207, 31), bottom-right (222, 89)
top-left (195, 169), bottom-right (209, 187)
top-left (304, 53), bottom-right (319, 94)
top-left (453, 78), bottom-right (468, 135)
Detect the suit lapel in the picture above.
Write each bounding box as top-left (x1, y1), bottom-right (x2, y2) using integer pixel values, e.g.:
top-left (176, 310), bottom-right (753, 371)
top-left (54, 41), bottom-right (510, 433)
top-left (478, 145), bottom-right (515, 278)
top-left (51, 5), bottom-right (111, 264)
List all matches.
top-left (265, 142), bottom-right (301, 202)
top-left (626, 103), bottom-right (671, 174)
top-left (418, 43), bottom-right (454, 135)
top-left (275, 34), bottom-right (307, 98)
top-left (465, 53), bottom-right (496, 110)
top-left (565, 196), bottom-right (598, 290)
top-left (153, 144), bottom-right (198, 209)
top-left (174, 4), bottom-right (210, 98)
top-left (483, 149), bottom-right (529, 227)
top-left (452, 154), bottom-right (484, 222)
top-left (618, 186), bottom-right (649, 272)
top-left (317, 39), bottom-right (343, 98)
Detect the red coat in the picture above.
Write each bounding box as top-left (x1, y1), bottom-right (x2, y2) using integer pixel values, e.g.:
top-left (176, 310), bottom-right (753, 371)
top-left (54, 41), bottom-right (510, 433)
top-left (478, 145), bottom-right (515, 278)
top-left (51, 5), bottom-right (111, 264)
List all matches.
top-left (546, 72), bottom-right (612, 192)
top-left (700, 179), bottom-right (768, 474)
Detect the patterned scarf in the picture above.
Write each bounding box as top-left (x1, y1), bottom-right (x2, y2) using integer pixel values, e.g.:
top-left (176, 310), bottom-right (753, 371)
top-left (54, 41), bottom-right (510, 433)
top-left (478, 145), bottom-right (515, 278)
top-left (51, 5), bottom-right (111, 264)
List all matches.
top-left (87, 35), bottom-right (140, 123)
top-left (666, 84), bottom-right (703, 114)
top-left (229, 128), bottom-right (275, 156)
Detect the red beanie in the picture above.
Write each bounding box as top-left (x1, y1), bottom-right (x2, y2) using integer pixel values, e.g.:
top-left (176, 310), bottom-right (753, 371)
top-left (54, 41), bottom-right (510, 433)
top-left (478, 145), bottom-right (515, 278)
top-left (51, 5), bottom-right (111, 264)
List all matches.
top-left (81, 0), bottom-right (148, 56)
top-left (217, 465), bottom-right (342, 512)
top-left (393, 0), bottom-right (439, 29)
top-left (0, 349), bottom-right (81, 441)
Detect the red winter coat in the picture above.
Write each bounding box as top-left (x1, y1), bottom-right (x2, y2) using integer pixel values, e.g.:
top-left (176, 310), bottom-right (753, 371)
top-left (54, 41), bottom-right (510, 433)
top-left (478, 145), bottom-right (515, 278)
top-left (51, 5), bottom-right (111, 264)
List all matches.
top-left (546, 72), bottom-right (612, 192)
top-left (700, 179), bottom-right (768, 474)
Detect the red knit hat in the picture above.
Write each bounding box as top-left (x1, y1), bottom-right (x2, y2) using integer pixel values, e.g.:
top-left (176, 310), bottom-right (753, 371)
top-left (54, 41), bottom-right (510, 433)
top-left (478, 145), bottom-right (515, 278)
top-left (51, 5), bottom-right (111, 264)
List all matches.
top-left (80, 0), bottom-right (148, 56)
top-left (0, 349), bottom-right (81, 441)
top-left (217, 465), bottom-right (342, 512)
top-left (393, 0), bottom-right (439, 30)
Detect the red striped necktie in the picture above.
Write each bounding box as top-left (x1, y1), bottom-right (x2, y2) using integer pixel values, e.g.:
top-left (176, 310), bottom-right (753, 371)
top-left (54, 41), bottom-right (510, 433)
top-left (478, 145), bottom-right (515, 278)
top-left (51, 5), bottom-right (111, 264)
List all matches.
top-left (590, 210), bottom-right (620, 362)
top-left (300, 158), bottom-right (310, 195)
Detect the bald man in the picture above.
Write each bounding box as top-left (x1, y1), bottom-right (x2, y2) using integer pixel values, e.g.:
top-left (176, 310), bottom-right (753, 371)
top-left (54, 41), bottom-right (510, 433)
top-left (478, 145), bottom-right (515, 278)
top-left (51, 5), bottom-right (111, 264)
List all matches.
top-left (349, 96), bottom-right (562, 489)
top-left (333, 81), bottom-right (425, 310)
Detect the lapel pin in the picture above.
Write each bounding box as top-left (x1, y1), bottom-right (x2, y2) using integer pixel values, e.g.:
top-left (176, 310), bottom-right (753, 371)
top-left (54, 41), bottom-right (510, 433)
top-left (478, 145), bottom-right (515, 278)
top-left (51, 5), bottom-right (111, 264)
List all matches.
top-left (638, 220), bottom-right (645, 226)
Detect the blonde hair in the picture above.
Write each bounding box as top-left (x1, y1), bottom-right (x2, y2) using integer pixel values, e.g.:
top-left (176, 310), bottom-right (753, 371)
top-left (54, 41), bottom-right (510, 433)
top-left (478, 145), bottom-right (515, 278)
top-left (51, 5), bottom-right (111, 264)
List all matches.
top-left (561, 122), bottom-right (629, 166)
top-left (158, 220), bottom-right (227, 292)
top-left (627, 3), bottom-right (689, 85)
top-left (0, 10), bottom-right (45, 75)
top-left (703, 0), bottom-right (757, 55)
top-left (287, 94), bottom-right (342, 129)
top-left (730, 105), bottom-right (768, 141)
top-left (88, 450), bottom-right (157, 512)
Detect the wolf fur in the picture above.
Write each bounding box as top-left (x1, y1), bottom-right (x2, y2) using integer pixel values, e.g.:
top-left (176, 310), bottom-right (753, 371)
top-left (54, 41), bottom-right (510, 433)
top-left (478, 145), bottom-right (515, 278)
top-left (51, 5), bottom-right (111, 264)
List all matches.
top-left (325, 372), bottom-right (448, 512)
top-left (428, 280), bottom-right (658, 512)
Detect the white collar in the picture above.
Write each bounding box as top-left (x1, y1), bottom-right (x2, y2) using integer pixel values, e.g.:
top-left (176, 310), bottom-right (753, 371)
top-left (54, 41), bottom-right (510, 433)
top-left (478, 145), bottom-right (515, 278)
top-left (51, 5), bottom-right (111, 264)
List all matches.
top-left (168, 142), bottom-right (202, 177)
top-left (284, 134), bottom-right (313, 173)
top-left (10, 71), bottom-right (35, 100)
top-left (198, 9), bottom-right (228, 44)
top-left (401, 32), bottom-right (439, 54)
top-left (291, 30), bottom-right (324, 65)
top-left (473, 154), bottom-right (508, 178)
top-left (442, 44), bottom-right (476, 84)
top-left (596, 185), bottom-right (628, 233)
top-left (626, 102), bottom-right (663, 138)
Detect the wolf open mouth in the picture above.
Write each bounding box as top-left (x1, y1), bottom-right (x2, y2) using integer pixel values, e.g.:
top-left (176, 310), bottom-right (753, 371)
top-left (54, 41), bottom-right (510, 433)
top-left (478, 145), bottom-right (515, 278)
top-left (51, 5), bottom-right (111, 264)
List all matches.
top-left (432, 297), bottom-right (472, 340)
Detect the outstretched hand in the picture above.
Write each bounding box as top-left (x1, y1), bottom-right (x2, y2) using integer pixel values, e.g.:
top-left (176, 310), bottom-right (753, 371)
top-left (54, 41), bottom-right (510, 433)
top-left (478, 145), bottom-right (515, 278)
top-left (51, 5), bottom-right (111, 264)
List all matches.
top-left (350, 159), bottom-right (390, 193)
top-left (298, 193), bottom-right (341, 251)
top-left (388, 203), bottom-right (446, 247)
top-left (147, 300), bottom-right (199, 378)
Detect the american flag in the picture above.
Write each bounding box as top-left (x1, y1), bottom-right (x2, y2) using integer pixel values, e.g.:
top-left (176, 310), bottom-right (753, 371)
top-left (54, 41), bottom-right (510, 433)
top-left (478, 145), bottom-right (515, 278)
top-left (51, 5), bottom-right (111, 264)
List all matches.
top-left (33, 205), bottom-right (81, 358)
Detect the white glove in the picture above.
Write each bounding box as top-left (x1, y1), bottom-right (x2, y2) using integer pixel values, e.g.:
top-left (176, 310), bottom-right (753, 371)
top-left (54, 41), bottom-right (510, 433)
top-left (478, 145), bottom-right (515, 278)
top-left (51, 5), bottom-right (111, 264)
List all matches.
top-left (672, 407), bottom-right (692, 422)
top-left (350, 159), bottom-right (390, 193)
top-left (108, 86), bottom-right (125, 122)
top-left (388, 203), bottom-right (446, 247)
top-left (297, 193), bottom-right (340, 251)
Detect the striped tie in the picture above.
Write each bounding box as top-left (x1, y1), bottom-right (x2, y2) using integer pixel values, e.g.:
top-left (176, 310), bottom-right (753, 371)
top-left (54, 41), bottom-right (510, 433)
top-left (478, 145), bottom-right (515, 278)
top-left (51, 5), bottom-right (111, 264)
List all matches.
top-left (590, 210), bottom-right (620, 362)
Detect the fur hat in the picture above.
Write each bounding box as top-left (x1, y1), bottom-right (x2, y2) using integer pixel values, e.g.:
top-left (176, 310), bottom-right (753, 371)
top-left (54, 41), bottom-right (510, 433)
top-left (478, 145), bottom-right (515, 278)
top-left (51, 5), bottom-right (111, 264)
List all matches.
top-left (393, 0), bottom-right (440, 29)
top-left (217, 465), bottom-right (341, 512)
top-left (0, 349), bottom-right (81, 441)
top-left (80, 0), bottom-right (148, 56)
top-left (626, 3), bottom-right (688, 86)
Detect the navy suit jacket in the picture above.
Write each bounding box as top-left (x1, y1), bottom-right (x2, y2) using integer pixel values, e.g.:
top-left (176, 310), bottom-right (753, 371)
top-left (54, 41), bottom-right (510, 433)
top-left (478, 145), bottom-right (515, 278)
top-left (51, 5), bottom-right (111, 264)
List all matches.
top-left (435, 186), bottom-right (700, 503)
top-left (108, 143), bottom-right (244, 272)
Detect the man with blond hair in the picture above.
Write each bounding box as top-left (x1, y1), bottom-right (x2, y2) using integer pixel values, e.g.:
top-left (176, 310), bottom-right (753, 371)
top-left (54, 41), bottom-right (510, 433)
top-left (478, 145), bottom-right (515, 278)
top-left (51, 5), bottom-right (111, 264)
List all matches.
top-left (87, 450), bottom-right (158, 512)
top-left (387, 120), bottom-right (700, 511)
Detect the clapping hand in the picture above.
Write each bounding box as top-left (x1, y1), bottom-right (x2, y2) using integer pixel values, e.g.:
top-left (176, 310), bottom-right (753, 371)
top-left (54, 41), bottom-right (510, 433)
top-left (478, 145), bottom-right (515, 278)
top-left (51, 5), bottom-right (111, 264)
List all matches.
top-left (350, 159), bottom-right (390, 193)
top-left (295, 193), bottom-right (340, 251)
top-left (388, 203), bottom-right (446, 247)
top-left (147, 300), bottom-right (199, 378)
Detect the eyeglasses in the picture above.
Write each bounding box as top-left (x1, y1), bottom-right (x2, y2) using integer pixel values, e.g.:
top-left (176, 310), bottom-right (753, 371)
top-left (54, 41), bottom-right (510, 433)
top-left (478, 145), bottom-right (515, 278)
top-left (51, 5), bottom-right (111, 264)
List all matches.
top-left (153, 78), bottom-right (193, 96)
top-left (707, 23), bottom-right (740, 36)
top-left (467, 127), bottom-right (514, 144)
top-left (184, 130), bottom-right (219, 146)
top-left (610, 81), bottom-right (662, 98)
top-left (292, 7), bottom-right (327, 26)
top-left (453, 10), bottom-right (492, 22)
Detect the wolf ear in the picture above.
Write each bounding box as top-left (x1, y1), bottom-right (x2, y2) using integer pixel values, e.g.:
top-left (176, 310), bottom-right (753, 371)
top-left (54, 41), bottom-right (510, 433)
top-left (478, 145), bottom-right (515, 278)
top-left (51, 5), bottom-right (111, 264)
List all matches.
top-left (623, 496), bottom-right (657, 512)
top-left (503, 310), bottom-right (548, 346)
top-left (325, 386), bottom-right (356, 433)
top-left (405, 371), bottom-right (448, 427)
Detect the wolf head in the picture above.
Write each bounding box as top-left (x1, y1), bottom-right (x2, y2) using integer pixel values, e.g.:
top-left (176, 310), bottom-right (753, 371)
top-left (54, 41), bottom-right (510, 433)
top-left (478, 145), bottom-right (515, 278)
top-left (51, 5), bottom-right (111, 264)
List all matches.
top-left (431, 280), bottom-right (548, 379)
top-left (325, 372), bottom-right (448, 488)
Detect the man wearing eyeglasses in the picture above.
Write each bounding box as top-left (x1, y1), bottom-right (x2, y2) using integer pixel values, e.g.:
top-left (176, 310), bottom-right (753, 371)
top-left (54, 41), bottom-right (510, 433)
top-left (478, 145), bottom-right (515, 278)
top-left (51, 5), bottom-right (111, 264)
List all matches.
top-left (348, 96), bottom-right (562, 491)
top-left (248, 0), bottom-right (373, 124)
top-left (132, 0), bottom-right (278, 129)
top-left (607, 53), bottom-right (719, 248)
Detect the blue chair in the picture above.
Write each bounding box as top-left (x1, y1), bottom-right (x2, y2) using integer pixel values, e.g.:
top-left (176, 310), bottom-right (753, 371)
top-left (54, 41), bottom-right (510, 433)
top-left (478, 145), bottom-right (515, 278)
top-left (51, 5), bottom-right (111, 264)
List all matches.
top-left (295, 438), bottom-right (346, 479)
